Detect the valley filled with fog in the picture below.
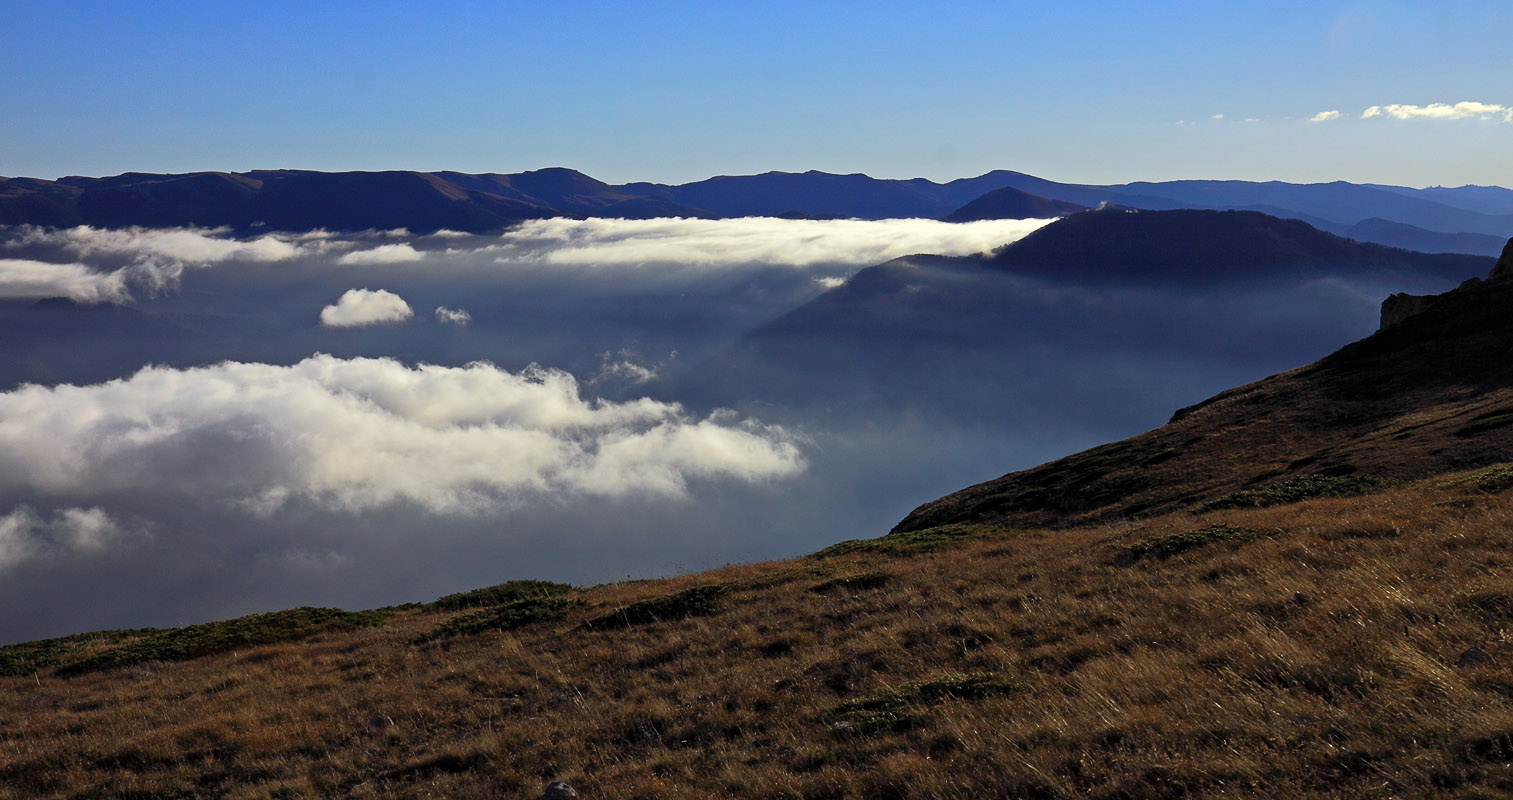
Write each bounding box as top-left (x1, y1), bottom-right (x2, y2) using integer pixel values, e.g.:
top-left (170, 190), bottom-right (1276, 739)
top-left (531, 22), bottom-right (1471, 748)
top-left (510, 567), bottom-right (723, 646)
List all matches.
top-left (0, 216), bottom-right (1475, 642)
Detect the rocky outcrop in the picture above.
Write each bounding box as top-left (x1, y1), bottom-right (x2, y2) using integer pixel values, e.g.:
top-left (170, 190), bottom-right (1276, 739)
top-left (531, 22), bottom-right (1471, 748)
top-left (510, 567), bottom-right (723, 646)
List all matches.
top-left (1492, 236), bottom-right (1513, 282)
top-left (1380, 292), bottom-right (1437, 330)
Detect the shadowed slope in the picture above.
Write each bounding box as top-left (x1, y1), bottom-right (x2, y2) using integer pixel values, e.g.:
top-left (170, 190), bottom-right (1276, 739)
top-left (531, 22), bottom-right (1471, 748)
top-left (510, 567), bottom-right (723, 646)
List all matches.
top-left (893, 260), bottom-right (1513, 532)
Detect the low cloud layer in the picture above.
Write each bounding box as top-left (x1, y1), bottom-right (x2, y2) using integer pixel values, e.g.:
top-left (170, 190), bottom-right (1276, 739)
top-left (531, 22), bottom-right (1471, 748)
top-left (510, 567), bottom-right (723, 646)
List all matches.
top-left (320, 288), bottom-right (414, 327)
top-left (0, 355), bottom-right (804, 521)
top-left (490, 217), bottom-right (1057, 267)
top-left (337, 243), bottom-right (425, 265)
top-left (6, 225), bottom-right (304, 264)
top-left (0, 258), bottom-right (130, 303)
top-left (1362, 102), bottom-right (1511, 121)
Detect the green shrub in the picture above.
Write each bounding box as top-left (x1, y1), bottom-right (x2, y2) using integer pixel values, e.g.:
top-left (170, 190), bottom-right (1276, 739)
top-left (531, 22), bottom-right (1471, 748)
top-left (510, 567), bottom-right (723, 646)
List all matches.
top-left (812, 524), bottom-right (1011, 558)
top-left (808, 571), bottom-right (893, 594)
top-left (1121, 524), bottom-right (1266, 562)
top-left (56, 607), bottom-right (389, 676)
top-left (824, 673), bottom-right (1022, 734)
top-left (429, 580), bottom-right (575, 612)
top-left (1206, 474), bottom-right (1388, 510)
top-left (417, 596), bottom-right (585, 643)
top-left (585, 585), bottom-right (728, 630)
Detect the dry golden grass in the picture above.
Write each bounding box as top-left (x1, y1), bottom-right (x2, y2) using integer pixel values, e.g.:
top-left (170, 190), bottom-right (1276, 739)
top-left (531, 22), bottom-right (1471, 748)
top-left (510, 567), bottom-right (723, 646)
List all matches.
top-left (5, 470), bottom-right (1513, 798)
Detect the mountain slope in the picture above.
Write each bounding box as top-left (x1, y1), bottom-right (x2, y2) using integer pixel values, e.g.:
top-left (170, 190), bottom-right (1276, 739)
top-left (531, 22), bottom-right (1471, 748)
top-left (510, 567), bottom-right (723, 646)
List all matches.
top-left (943, 186), bottom-right (1088, 221)
top-left (894, 252), bottom-right (1513, 532)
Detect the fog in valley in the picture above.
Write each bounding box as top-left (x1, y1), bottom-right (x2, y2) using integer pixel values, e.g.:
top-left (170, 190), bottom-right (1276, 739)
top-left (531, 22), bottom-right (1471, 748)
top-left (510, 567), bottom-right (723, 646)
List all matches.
top-left (0, 216), bottom-right (1472, 642)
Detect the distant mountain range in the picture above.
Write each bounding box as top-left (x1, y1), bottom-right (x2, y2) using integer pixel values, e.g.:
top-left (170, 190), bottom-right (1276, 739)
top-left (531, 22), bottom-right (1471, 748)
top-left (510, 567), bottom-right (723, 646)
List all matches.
top-left (4, 167), bottom-right (1511, 255)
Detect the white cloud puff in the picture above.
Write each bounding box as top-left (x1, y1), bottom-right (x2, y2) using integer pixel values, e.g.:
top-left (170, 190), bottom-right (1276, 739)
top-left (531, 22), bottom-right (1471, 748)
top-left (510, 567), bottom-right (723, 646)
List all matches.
top-left (490, 216), bottom-right (1056, 267)
top-left (1362, 101), bottom-right (1510, 121)
top-left (337, 243), bottom-right (424, 265)
top-left (0, 258), bottom-right (132, 303)
top-left (0, 506), bottom-right (122, 569)
top-left (320, 288), bottom-right (414, 327)
top-left (1309, 110), bottom-right (1341, 122)
top-left (0, 355), bottom-right (805, 514)
top-left (7, 225), bottom-right (303, 264)
top-left (434, 306), bottom-right (472, 325)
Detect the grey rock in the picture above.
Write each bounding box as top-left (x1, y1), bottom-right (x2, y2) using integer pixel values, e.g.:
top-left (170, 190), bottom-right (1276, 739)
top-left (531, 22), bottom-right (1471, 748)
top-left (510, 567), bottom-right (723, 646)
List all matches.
top-left (366, 713), bottom-right (395, 733)
top-left (1380, 292), bottom-right (1437, 331)
top-left (1491, 237), bottom-right (1513, 282)
top-left (539, 781), bottom-right (579, 800)
top-left (1455, 646), bottom-right (1495, 668)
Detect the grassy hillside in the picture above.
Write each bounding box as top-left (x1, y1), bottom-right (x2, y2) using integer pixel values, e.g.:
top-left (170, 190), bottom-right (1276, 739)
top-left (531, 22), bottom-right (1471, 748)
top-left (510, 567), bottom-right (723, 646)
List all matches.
top-left (4, 466), bottom-right (1513, 798)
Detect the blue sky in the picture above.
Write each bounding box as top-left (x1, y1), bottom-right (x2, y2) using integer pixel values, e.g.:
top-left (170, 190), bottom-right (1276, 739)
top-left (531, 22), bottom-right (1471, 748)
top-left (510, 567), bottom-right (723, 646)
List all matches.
top-left (2, 1), bottom-right (1510, 187)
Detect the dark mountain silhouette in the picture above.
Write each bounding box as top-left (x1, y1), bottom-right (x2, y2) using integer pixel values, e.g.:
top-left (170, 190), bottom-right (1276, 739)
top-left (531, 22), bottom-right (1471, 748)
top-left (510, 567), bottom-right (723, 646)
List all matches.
top-left (943, 187), bottom-right (1088, 221)
top-left (893, 245), bottom-right (1513, 532)
top-left (985, 208), bottom-right (1490, 285)
top-left (2, 168), bottom-right (1510, 253)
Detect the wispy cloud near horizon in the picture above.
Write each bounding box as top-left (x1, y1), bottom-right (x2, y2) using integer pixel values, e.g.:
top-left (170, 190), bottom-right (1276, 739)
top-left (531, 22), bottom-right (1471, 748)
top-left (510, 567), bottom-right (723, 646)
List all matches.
top-left (1362, 101), bottom-right (1511, 121)
top-left (488, 217), bottom-right (1057, 267)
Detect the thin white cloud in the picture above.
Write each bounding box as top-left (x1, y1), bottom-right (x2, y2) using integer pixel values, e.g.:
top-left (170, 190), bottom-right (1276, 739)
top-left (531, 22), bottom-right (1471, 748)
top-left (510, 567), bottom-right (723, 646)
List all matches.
top-left (0, 355), bottom-right (805, 514)
top-left (0, 258), bottom-right (132, 303)
top-left (0, 506), bottom-right (123, 568)
top-left (490, 217), bottom-right (1056, 267)
top-left (320, 289), bottom-right (414, 328)
top-left (814, 276), bottom-right (848, 290)
top-left (6, 225), bottom-right (303, 264)
top-left (434, 306), bottom-right (472, 326)
top-left (1362, 101), bottom-right (1510, 121)
top-left (1210, 114), bottom-right (1224, 120)
top-left (337, 243), bottom-right (424, 264)
top-left (1310, 110), bottom-right (1342, 122)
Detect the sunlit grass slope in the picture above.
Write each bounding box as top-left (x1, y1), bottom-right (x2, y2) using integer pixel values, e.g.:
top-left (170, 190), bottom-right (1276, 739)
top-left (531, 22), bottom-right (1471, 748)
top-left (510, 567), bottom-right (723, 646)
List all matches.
top-left (4, 466), bottom-right (1513, 799)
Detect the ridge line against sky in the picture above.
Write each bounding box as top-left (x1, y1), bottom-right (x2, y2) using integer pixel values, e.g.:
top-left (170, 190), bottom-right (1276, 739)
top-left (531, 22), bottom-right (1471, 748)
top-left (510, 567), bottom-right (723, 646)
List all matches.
top-left (2, 2), bottom-right (1512, 188)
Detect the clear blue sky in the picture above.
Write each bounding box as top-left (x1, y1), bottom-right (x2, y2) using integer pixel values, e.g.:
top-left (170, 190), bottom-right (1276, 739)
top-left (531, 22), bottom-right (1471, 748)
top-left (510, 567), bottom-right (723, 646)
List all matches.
top-left (3, 1), bottom-right (1510, 187)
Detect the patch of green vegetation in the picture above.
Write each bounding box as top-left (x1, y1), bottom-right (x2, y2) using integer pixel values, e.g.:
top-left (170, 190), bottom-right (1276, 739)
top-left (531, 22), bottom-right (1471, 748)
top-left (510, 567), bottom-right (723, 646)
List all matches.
top-left (1205, 474), bottom-right (1389, 510)
top-left (585, 584), bottom-right (729, 630)
top-left (56, 607), bottom-right (389, 677)
top-left (824, 673), bottom-right (1023, 735)
top-left (0, 628), bottom-right (153, 678)
top-left (812, 523), bottom-right (1012, 559)
top-left (429, 580), bottom-right (575, 612)
top-left (1121, 524), bottom-right (1267, 563)
top-left (1456, 407), bottom-right (1513, 438)
top-left (808, 571), bottom-right (893, 594)
top-left (1440, 463), bottom-right (1513, 494)
top-left (417, 596), bottom-right (585, 643)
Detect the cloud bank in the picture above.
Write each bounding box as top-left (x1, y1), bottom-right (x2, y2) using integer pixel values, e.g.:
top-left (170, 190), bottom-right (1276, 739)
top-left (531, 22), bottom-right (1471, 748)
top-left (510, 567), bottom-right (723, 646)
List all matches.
top-left (320, 288), bottom-right (414, 327)
top-left (490, 216), bottom-right (1056, 267)
top-left (1362, 102), bottom-right (1511, 121)
top-left (6, 225), bottom-right (304, 264)
top-left (0, 258), bottom-right (131, 303)
top-left (0, 355), bottom-right (804, 517)
top-left (337, 243), bottom-right (425, 265)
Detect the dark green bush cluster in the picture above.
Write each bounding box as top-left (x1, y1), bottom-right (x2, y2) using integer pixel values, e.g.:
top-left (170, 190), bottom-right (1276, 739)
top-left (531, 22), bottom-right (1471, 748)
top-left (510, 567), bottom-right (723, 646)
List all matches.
top-left (812, 523), bottom-right (1009, 558)
top-left (808, 571), bottom-right (893, 594)
top-left (429, 580), bottom-right (575, 612)
top-left (1121, 524), bottom-right (1266, 562)
top-left (1455, 407), bottom-right (1513, 438)
top-left (1206, 474), bottom-right (1388, 510)
top-left (57, 607), bottom-right (389, 676)
top-left (0, 629), bottom-right (150, 677)
top-left (585, 584), bottom-right (728, 630)
top-left (418, 596), bottom-right (585, 643)
top-left (825, 673), bottom-right (1022, 734)
top-left (1443, 463), bottom-right (1513, 494)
